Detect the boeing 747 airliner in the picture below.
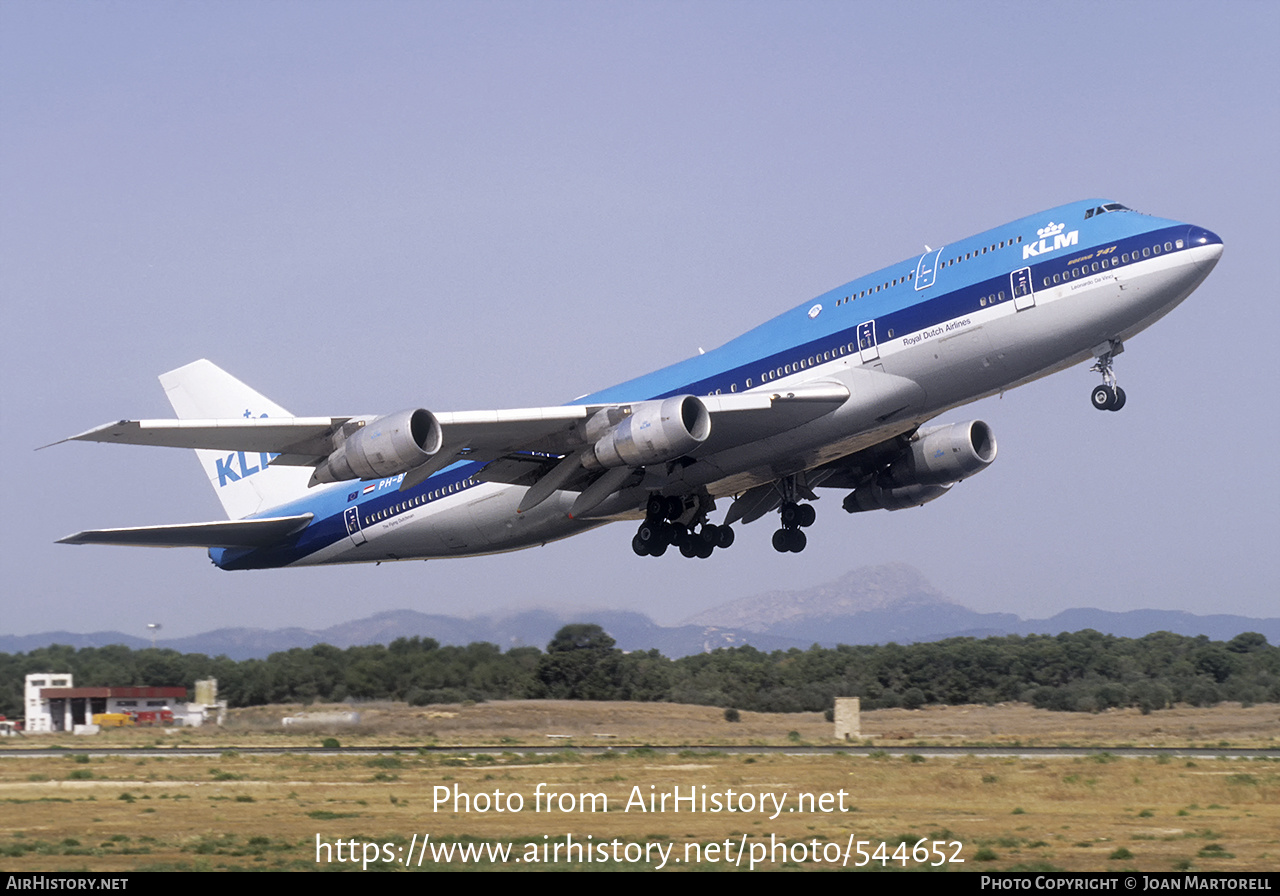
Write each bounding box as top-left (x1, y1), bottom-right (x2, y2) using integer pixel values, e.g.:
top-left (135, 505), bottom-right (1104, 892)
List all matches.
top-left (53, 199), bottom-right (1222, 567)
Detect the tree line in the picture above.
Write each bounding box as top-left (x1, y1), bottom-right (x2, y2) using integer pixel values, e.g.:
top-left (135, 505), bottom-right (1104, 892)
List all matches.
top-left (2, 627), bottom-right (1276, 720)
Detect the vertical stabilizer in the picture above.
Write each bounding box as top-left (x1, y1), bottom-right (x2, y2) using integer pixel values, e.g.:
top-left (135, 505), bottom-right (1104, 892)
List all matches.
top-left (159, 360), bottom-right (315, 520)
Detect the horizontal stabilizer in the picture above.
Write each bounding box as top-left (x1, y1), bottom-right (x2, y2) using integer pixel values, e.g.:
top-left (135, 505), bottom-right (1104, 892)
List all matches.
top-left (57, 514), bottom-right (313, 548)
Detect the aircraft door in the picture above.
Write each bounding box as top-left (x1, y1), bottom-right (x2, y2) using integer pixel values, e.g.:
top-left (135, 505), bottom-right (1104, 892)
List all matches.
top-left (915, 248), bottom-right (943, 290)
top-left (857, 320), bottom-right (879, 363)
top-left (1011, 267), bottom-right (1035, 310)
top-left (343, 506), bottom-right (367, 546)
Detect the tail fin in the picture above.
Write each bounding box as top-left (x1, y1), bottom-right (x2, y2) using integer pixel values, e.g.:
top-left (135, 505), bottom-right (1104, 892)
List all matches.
top-left (160, 360), bottom-right (316, 520)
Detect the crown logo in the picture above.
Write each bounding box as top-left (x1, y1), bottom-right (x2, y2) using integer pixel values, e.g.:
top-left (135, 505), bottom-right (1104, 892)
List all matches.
top-left (1037, 221), bottom-right (1066, 239)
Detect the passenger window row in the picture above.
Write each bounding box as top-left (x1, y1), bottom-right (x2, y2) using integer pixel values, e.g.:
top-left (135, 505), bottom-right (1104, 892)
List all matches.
top-left (1041, 238), bottom-right (1184, 288)
top-left (363, 477), bottom-right (478, 525)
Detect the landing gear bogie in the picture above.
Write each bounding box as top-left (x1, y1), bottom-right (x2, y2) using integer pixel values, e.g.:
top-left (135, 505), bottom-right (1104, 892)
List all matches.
top-left (772, 527), bottom-right (806, 553)
top-left (635, 493), bottom-right (733, 559)
top-left (772, 477), bottom-right (817, 553)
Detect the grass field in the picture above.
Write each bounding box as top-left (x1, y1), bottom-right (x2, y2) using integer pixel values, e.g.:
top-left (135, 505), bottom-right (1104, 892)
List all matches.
top-left (2, 701), bottom-right (1277, 872)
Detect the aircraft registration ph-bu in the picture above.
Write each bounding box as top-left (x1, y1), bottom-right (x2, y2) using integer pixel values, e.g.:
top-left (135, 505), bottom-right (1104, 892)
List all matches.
top-left (54, 200), bottom-right (1222, 567)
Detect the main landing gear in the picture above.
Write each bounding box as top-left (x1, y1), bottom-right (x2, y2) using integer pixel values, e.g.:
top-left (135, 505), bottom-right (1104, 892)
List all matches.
top-left (632, 495), bottom-right (734, 559)
top-left (772, 501), bottom-right (815, 552)
top-left (771, 475), bottom-right (817, 553)
top-left (1089, 340), bottom-right (1127, 412)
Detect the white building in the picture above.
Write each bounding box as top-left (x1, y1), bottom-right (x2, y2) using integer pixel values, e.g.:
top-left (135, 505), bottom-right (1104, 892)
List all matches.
top-left (24, 673), bottom-right (194, 732)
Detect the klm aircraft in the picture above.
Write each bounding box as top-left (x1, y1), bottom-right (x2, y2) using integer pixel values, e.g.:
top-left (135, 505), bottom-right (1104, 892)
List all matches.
top-left (53, 200), bottom-right (1222, 567)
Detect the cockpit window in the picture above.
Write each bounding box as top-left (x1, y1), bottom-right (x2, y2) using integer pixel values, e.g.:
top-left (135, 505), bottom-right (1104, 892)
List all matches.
top-left (1084, 203), bottom-right (1132, 219)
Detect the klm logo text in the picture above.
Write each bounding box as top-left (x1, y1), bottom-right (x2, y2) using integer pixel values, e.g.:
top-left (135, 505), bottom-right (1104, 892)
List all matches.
top-left (1023, 221), bottom-right (1078, 259)
top-left (216, 451), bottom-right (279, 487)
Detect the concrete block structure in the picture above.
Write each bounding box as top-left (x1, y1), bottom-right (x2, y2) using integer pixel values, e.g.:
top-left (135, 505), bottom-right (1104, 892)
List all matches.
top-left (833, 696), bottom-right (861, 740)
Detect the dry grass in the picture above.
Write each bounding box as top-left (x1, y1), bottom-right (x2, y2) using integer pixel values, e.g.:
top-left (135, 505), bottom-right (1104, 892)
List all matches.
top-left (9, 699), bottom-right (1279, 750)
top-left (2, 702), bottom-right (1277, 871)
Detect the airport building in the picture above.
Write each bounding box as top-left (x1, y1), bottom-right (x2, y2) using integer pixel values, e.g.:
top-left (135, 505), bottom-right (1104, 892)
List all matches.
top-left (24, 674), bottom-right (218, 732)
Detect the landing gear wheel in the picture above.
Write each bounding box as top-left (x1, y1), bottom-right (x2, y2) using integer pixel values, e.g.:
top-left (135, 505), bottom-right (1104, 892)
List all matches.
top-left (696, 540), bottom-right (715, 559)
top-left (716, 525), bottom-right (735, 549)
top-left (797, 503), bottom-right (816, 528)
top-left (787, 529), bottom-right (807, 553)
top-left (1091, 384), bottom-right (1117, 411)
top-left (680, 539), bottom-right (700, 558)
top-left (772, 529), bottom-right (790, 553)
top-left (1109, 386), bottom-right (1126, 411)
top-left (780, 502), bottom-right (801, 528)
top-left (672, 526), bottom-right (692, 550)
top-left (636, 521), bottom-right (661, 547)
top-left (632, 534), bottom-right (649, 556)
top-left (646, 495), bottom-right (665, 519)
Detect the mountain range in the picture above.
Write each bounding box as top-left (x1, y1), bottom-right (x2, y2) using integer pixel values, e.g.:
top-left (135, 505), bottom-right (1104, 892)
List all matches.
top-left (3, 563), bottom-right (1274, 660)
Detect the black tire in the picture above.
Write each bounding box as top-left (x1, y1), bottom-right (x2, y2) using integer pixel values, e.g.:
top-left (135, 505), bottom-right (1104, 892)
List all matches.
top-left (699, 524), bottom-right (719, 545)
top-left (649, 540), bottom-right (668, 557)
top-left (632, 534), bottom-right (649, 556)
top-left (1091, 385), bottom-right (1114, 410)
top-left (646, 495), bottom-right (665, 519)
top-left (696, 540), bottom-right (715, 559)
top-left (680, 540), bottom-right (699, 558)
top-left (797, 503), bottom-right (816, 528)
top-left (716, 525), bottom-right (735, 549)
top-left (780, 502), bottom-right (800, 528)
top-left (1110, 386), bottom-right (1127, 411)
top-left (788, 529), bottom-right (808, 553)
top-left (636, 522), bottom-right (658, 545)
top-left (772, 529), bottom-right (790, 552)
top-left (665, 496), bottom-right (684, 520)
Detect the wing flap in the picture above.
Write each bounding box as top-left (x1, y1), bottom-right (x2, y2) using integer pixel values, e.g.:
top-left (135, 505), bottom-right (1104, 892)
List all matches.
top-left (431, 406), bottom-right (590, 456)
top-left (696, 382), bottom-right (850, 453)
top-left (57, 514), bottom-right (313, 548)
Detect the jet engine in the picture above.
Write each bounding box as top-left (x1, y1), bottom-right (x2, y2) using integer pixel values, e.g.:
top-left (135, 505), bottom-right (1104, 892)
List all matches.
top-left (884, 420), bottom-right (996, 487)
top-left (844, 420), bottom-right (995, 512)
top-left (583, 395), bottom-right (711, 471)
top-left (310, 408), bottom-right (443, 484)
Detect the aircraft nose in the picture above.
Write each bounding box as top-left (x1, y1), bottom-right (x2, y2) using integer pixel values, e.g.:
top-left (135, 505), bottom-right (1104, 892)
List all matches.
top-left (1186, 225), bottom-right (1223, 269)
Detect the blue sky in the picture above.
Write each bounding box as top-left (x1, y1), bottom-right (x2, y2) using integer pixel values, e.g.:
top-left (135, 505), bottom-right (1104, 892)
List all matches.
top-left (3, 1), bottom-right (1276, 639)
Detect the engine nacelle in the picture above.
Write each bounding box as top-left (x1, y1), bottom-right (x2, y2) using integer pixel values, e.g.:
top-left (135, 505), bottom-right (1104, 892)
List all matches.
top-left (884, 420), bottom-right (997, 488)
top-left (843, 481), bottom-right (952, 513)
top-left (842, 420), bottom-right (995, 513)
top-left (311, 408), bottom-right (443, 484)
top-left (584, 395), bottom-right (711, 471)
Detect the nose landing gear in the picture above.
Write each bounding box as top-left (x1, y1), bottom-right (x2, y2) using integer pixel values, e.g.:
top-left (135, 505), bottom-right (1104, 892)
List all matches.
top-left (1089, 341), bottom-right (1127, 412)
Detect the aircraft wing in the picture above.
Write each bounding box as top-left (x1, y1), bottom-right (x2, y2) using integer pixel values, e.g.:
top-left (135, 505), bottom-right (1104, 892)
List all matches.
top-left (49, 417), bottom-right (352, 459)
top-left (50, 383), bottom-right (854, 514)
top-left (52, 384), bottom-right (849, 476)
top-left (57, 514), bottom-right (314, 548)
top-left (694, 383), bottom-right (850, 453)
